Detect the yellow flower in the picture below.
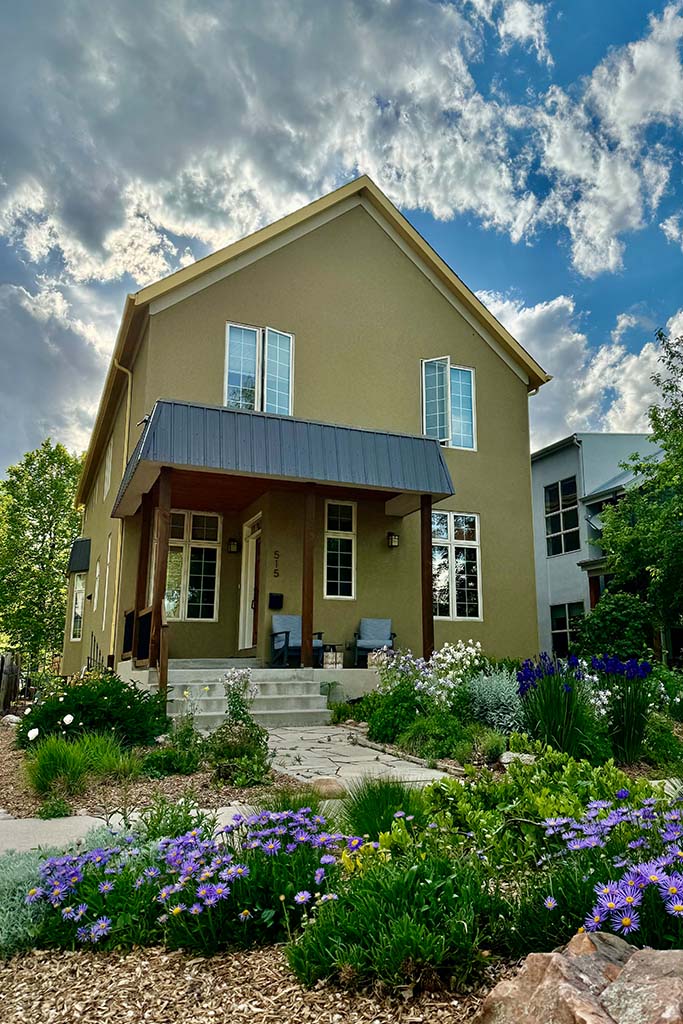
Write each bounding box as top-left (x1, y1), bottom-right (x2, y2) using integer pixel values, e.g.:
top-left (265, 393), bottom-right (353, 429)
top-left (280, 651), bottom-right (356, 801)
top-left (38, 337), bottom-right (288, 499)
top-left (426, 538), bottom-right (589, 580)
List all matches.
top-left (183, 689), bottom-right (190, 699)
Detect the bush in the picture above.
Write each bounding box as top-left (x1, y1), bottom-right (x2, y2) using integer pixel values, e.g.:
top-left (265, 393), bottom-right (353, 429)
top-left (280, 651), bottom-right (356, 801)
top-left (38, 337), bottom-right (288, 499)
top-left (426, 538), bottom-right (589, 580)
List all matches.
top-left (142, 716), bottom-right (205, 778)
top-left (37, 796), bottom-right (72, 819)
top-left (0, 849), bottom-right (53, 958)
top-left (642, 713), bottom-right (683, 769)
top-left (205, 720), bottom-right (271, 786)
top-left (339, 778), bottom-right (429, 839)
top-left (468, 668), bottom-right (524, 734)
top-left (517, 655), bottom-right (603, 761)
top-left (17, 669), bottom-right (169, 749)
top-left (136, 793), bottom-right (218, 843)
top-left (576, 592), bottom-right (652, 659)
top-left (653, 664), bottom-right (683, 722)
top-left (367, 679), bottom-right (425, 743)
top-left (396, 710), bottom-right (467, 760)
top-left (589, 655), bottom-right (658, 763)
top-left (25, 733), bottom-right (142, 797)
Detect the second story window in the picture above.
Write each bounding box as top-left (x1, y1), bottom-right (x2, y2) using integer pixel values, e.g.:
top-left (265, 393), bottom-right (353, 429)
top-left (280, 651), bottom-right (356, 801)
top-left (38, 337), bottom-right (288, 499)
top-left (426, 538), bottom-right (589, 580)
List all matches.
top-left (225, 323), bottom-right (294, 416)
top-left (103, 437), bottom-right (113, 496)
top-left (545, 475), bottom-right (580, 555)
top-left (422, 358), bottom-right (475, 450)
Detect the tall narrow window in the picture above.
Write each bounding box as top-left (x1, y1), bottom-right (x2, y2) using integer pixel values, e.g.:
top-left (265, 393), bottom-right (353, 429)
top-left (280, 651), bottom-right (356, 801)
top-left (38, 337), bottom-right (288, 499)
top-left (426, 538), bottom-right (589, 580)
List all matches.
top-left (225, 323), bottom-right (294, 414)
top-left (102, 534), bottom-right (111, 630)
top-left (93, 557), bottom-right (101, 612)
top-left (550, 602), bottom-right (584, 656)
top-left (431, 512), bottom-right (482, 619)
top-left (159, 511), bottom-right (222, 620)
top-left (324, 501), bottom-right (356, 599)
top-left (545, 476), bottom-right (580, 555)
top-left (71, 573), bottom-right (86, 641)
top-left (422, 358), bottom-right (476, 449)
top-left (103, 437), bottom-right (113, 496)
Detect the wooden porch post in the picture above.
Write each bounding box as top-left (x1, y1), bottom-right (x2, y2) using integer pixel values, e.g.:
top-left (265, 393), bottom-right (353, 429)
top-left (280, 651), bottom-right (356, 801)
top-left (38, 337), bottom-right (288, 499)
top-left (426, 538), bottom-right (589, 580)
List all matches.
top-left (420, 493), bottom-right (435, 662)
top-left (132, 491), bottom-right (153, 662)
top-left (149, 468), bottom-right (171, 683)
top-left (301, 489), bottom-right (316, 668)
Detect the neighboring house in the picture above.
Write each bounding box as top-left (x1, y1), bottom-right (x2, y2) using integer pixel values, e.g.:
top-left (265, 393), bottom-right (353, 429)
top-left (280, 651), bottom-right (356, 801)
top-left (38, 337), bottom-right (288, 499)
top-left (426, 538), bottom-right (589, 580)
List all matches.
top-left (61, 175), bottom-right (549, 686)
top-left (531, 433), bottom-right (662, 655)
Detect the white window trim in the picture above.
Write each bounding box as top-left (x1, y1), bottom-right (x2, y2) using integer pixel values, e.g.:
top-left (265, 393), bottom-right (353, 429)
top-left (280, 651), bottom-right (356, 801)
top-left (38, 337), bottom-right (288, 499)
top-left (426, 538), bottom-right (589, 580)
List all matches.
top-left (70, 573), bottom-right (86, 642)
top-left (103, 437), bottom-right (113, 496)
top-left (323, 499), bottom-right (357, 601)
top-left (544, 476), bottom-right (580, 558)
top-left (432, 511), bottom-right (483, 622)
top-left (156, 510), bottom-right (223, 623)
top-left (224, 322), bottom-right (295, 415)
top-left (102, 534), bottom-right (112, 631)
top-left (550, 601), bottom-right (585, 654)
top-left (421, 357), bottom-right (477, 452)
top-left (93, 557), bottom-right (101, 612)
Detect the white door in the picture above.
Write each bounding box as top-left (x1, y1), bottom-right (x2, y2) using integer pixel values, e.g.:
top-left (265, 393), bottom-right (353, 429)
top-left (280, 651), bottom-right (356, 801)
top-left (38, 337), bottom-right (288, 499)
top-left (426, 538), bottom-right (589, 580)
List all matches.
top-left (238, 514), bottom-right (262, 650)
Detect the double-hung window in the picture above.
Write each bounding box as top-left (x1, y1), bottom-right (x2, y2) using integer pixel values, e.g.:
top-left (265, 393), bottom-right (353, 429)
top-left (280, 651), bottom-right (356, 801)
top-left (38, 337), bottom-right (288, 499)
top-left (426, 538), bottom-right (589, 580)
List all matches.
top-left (545, 476), bottom-right (580, 555)
top-left (324, 501), bottom-right (355, 599)
top-left (225, 323), bottom-right (294, 415)
top-left (422, 358), bottom-right (476, 449)
top-left (71, 573), bottom-right (86, 641)
top-left (431, 512), bottom-right (482, 619)
top-left (157, 511), bottom-right (222, 621)
top-left (550, 602), bottom-right (584, 656)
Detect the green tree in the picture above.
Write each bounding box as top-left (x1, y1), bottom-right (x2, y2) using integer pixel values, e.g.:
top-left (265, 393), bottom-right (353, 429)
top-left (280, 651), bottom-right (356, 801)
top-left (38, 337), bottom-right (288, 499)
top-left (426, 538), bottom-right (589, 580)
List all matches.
top-left (0, 440), bottom-right (83, 670)
top-left (600, 329), bottom-right (683, 637)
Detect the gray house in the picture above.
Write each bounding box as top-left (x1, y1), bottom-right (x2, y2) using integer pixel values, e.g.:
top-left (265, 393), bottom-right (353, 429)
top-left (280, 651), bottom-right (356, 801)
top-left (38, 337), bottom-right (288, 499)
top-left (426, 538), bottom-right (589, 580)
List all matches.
top-left (531, 433), bottom-right (661, 655)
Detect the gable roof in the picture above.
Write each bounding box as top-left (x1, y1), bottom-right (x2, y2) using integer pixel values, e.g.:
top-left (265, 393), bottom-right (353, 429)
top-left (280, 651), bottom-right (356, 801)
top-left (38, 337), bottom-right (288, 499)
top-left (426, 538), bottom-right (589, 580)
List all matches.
top-left (77, 175), bottom-right (550, 505)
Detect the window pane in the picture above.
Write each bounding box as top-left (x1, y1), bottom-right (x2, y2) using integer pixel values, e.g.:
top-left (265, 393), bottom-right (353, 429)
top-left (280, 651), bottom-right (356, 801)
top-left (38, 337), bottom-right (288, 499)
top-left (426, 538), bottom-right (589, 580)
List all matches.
top-left (454, 546), bottom-right (479, 617)
top-left (432, 545), bottom-right (450, 617)
top-left (561, 476), bottom-right (577, 508)
top-left (547, 534), bottom-right (563, 556)
top-left (327, 503), bottom-right (353, 533)
top-left (568, 602), bottom-right (584, 635)
top-left (191, 514), bottom-right (219, 542)
top-left (326, 537), bottom-right (353, 597)
top-left (423, 359), bottom-right (449, 441)
top-left (450, 367), bottom-right (474, 449)
top-left (164, 546), bottom-right (184, 618)
top-left (453, 514), bottom-right (477, 542)
top-left (170, 512), bottom-right (186, 540)
top-left (563, 530), bottom-right (581, 553)
top-left (226, 325), bottom-right (259, 409)
top-left (552, 631), bottom-right (569, 657)
top-left (431, 512), bottom-right (449, 540)
top-left (187, 547), bottom-right (218, 619)
top-left (550, 604), bottom-right (568, 630)
top-left (544, 483), bottom-right (560, 515)
top-left (72, 574), bottom-right (85, 640)
top-left (546, 513), bottom-right (561, 536)
top-left (562, 507), bottom-right (579, 531)
top-left (264, 329), bottom-right (292, 415)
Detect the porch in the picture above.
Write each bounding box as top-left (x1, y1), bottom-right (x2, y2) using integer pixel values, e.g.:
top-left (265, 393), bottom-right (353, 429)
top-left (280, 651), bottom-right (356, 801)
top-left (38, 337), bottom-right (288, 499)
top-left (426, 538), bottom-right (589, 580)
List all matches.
top-left (112, 400), bottom-right (454, 696)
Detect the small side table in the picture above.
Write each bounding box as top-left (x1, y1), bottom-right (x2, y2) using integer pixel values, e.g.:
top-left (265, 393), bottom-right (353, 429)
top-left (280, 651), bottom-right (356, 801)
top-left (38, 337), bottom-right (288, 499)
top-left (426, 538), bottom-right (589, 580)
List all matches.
top-left (322, 642), bottom-right (344, 669)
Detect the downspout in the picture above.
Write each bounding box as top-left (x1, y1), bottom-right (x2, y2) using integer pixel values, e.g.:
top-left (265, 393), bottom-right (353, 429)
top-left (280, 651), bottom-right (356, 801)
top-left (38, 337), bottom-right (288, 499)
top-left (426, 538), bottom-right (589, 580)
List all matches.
top-left (109, 358), bottom-right (133, 666)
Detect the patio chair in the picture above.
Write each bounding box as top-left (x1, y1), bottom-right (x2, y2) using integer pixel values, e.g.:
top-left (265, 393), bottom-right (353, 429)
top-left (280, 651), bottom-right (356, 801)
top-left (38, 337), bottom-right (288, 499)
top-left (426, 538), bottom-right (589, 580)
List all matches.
top-left (270, 614), bottom-right (324, 667)
top-left (350, 618), bottom-right (396, 667)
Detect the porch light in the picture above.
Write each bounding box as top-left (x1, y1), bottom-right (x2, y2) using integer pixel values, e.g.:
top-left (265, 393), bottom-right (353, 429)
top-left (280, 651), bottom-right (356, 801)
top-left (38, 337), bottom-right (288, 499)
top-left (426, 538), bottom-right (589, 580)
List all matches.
top-left (226, 538), bottom-right (240, 554)
top-left (387, 531), bottom-right (400, 549)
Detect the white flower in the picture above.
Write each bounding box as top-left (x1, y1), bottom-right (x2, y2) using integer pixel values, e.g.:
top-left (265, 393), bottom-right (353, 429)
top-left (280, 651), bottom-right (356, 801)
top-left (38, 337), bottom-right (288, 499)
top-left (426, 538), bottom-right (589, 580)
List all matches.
top-left (58, 696), bottom-right (64, 703)
top-left (24, 708), bottom-right (31, 716)
top-left (27, 728), bottom-right (39, 741)
top-left (63, 714), bottom-right (74, 725)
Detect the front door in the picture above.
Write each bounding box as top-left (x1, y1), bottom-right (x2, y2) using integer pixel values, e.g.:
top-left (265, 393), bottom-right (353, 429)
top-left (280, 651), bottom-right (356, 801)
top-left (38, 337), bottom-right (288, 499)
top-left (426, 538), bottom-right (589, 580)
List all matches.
top-left (239, 513), bottom-right (262, 650)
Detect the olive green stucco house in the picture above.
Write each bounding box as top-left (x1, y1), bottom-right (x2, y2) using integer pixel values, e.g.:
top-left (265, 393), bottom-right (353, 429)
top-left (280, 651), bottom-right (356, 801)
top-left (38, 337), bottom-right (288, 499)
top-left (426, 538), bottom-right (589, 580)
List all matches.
top-left (61, 176), bottom-right (549, 695)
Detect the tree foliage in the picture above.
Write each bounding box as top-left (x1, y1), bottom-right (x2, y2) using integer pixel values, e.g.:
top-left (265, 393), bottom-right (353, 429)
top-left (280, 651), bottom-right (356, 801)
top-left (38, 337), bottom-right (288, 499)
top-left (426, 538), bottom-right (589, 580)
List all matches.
top-left (0, 440), bottom-right (83, 669)
top-left (576, 591), bottom-right (652, 659)
top-left (600, 329), bottom-right (683, 633)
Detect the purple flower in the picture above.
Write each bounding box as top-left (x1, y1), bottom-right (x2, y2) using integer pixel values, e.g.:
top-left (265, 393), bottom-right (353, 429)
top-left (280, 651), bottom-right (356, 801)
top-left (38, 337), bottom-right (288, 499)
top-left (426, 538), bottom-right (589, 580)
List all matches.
top-left (616, 788), bottom-right (630, 801)
top-left (314, 868), bottom-right (325, 885)
top-left (584, 909), bottom-right (605, 932)
top-left (188, 902), bottom-right (203, 916)
top-left (543, 896), bottom-right (557, 910)
top-left (262, 839), bottom-right (281, 856)
top-left (611, 910), bottom-right (639, 935)
top-left (393, 811), bottom-right (406, 819)
top-left (320, 854), bottom-right (336, 865)
top-left (346, 836), bottom-right (364, 852)
top-left (25, 887), bottom-right (44, 904)
top-left (294, 890), bottom-right (311, 905)
top-left (97, 881), bottom-right (114, 894)
top-left (90, 916), bottom-right (112, 942)
top-left (666, 899), bottom-right (683, 917)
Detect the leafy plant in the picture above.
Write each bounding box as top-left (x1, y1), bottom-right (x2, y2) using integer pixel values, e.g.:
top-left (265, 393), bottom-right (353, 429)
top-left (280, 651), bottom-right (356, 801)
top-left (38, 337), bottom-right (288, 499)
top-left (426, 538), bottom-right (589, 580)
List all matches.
top-left (468, 668), bottom-right (525, 734)
top-left (367, 679), bottom-right (426, 743)
top-left (517, 654), bottom-right (601, 760)
top-left (142, 716), bottom-right (205, 778)
top-left (24, 733), bottom-right (141, 796)
top-left (589, 655), bottom-right (658, 763)
top-left (329, 702), bottom-right (355, 724)
top-left (577, 592), bottom-right (653, 659)
top-left (641, 713), bottom-right (683, 770)
top-left (36, 796), bottom-right (72, 819)
top-left (136, 793), bottom-right (218, 843)
top-left (396, 710), bottom-right (468, 760)
top-left (17, 669), bottom-right (169, 749)
top-left (205, 720), bottom-right (271, 785)
top-left (652, 664), bottom-right (683, 723)
top-left (339, 778), bottom-right (429, 839)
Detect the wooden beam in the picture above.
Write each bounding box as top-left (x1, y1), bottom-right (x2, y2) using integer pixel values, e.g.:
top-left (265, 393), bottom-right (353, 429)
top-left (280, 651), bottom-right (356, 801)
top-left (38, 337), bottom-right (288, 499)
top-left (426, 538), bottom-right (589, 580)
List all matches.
top-left (149, 468), bottom-right (171, 670)
top-left (301, 490), bottom-right (316, 667)
top-left (420, 494), bottom-right (435, 662)
top-left (132, 491), bottom-right (153, 662)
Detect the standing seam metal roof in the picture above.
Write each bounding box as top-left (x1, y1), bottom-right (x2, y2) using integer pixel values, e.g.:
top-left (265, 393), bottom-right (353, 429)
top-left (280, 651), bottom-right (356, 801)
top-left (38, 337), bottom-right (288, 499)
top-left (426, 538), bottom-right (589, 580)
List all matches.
top-left (113, 400), bottom-right (454, 514)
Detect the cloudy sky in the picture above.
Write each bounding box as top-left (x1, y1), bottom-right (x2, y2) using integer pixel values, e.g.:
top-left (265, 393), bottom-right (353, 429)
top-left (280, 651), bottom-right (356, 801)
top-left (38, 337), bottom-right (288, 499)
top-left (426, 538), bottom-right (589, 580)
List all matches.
top-left (1, 0), bottom-right (683, 474)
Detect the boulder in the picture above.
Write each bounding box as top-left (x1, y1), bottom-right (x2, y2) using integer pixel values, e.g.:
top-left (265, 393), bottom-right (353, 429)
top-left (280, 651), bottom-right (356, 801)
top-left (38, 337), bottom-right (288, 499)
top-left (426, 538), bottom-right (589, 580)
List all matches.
top-left (600, 948), bottom-right (683, 1024)
top-left (310, 777), bottom-right (347, 798)
top-left (499, 750), bottom-right (536, 766)
top-left (1, 714), bottom-right (21, 727)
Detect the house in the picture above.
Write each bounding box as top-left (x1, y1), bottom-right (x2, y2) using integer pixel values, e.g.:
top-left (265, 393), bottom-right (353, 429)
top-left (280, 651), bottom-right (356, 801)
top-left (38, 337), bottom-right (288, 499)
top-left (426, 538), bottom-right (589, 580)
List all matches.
top-left (531, 432), bottom-right (662, 655)
top-left (61, 175), bottom-right (549, 693)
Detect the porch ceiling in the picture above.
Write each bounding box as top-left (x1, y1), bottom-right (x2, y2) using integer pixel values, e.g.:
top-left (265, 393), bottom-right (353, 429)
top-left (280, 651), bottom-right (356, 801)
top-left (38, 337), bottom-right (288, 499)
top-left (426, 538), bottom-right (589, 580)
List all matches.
top-left (112, 400), bottom-right (454, 518)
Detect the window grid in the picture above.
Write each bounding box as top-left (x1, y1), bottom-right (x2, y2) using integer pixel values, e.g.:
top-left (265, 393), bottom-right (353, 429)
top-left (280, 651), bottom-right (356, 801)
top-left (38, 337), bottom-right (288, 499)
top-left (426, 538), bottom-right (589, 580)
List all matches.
top-left (157, 510), bottom-right (222, 621)
top-left (324, 500), bottom-right (356, 600)
top-left (225, 323), bottom-right (294, 415)
top-left (422, 358), bottom-right (476, 450)
top-left (226, 324), bottom-right (259, 410)
top-left (431, 511), bottom-right (482, 620)
top-left (544, 476), bottom-right (580, 556)
top-left (264, 328), bottom-right (292, 415)
top-left (71, 573), bottom-right (86, 641)
top-left (550, 602), bottom-right (584, 657)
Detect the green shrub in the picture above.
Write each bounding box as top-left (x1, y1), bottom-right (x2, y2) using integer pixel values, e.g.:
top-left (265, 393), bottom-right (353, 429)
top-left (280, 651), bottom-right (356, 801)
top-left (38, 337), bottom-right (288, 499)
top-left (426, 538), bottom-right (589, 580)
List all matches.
top-left (17, 669), bottom-right (169, 749)
top-left (136, 793), bottom-right (218, 842)
top-left (339, 778), bottom-right (429, 839)
top-left (653, 664), bottom-right (683, 722)
top-left (0, 848), bottom-right (54, 958)
top-left (396, 710), bottom-right (467, 760)
top-left (25, 733), bottom-right (142, 796)
top-left (249, 787), bottom-right (328, 819)
top-left (367, 680), bottom-right (427, 743)
top-left (642, 713), bottom-right (683, 769)
top-left (329, 702), bottom-right (355, 724)
top-left (468, 668), bottom-right (524, 734)
top-left (36, 796), bottom-right (72, 819)
top-left (205, 720), bottom-right (271, 785)
top-left (576, 592), bottom-right (652, 659)
top-left (518, 656), bottom-right (604, 761)
top-left (478, 728), bottom-right (506, 764)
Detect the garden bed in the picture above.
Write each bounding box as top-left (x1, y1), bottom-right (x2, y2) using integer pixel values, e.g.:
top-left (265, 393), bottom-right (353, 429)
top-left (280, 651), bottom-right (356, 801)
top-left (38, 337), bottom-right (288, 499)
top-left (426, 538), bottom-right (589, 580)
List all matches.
top-left (0, 945), bottom-right (512, 1024)
top-left (0, 729), bottom-right (299, 819)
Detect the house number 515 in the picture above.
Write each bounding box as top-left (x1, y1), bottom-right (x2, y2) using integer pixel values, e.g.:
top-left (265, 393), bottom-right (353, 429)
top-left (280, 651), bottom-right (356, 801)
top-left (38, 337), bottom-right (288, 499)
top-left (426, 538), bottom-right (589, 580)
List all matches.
top-left (273, 550), bottom-right (280, 577)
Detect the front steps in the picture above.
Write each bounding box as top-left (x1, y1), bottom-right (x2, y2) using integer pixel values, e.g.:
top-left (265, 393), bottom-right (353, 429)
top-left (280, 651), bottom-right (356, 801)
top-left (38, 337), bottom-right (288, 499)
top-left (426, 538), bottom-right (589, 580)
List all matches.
top-left (166, 660), bottom-right (331, 730)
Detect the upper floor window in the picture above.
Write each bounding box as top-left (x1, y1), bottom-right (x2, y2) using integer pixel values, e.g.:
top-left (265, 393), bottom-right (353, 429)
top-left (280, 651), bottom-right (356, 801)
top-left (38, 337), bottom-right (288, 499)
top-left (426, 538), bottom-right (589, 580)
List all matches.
top-left (545, 476), bottom-right (580, 555)
top-left (432, 511), bottom-right (482, 619)
top-left (422, 358), bottom-right (475, 450)
top-left (225, 323), bottom-right (293, 416)
top-left (103, 437), bottom-right (113, 496)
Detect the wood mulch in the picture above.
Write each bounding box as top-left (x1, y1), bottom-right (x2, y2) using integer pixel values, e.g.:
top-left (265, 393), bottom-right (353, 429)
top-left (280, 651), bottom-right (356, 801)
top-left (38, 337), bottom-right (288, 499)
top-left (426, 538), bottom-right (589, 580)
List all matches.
top-left (0, 945), bottom-right (512, 1024)
top-left (0, 727), bottom-right (303, 820)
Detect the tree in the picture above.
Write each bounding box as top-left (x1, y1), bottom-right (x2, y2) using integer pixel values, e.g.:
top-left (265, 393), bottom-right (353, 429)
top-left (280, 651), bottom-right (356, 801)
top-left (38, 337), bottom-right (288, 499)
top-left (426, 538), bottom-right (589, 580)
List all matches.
top-left (600, 329), bottom-right (683, 639)
top-left (0, 440), bottom-right (83, 671)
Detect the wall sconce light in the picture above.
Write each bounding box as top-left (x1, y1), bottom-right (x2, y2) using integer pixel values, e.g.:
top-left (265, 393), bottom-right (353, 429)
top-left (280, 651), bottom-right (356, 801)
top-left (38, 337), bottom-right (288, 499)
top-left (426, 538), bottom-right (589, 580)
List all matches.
top-left (226, 538), bottom-right (240, 554)
top-left (387, 532), bottom-right (400, 549)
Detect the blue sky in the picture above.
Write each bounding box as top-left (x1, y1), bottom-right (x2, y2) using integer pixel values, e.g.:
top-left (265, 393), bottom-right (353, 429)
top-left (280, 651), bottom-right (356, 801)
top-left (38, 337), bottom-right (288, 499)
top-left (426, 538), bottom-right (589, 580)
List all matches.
top-left (1, 0), bottom-right (683, 473)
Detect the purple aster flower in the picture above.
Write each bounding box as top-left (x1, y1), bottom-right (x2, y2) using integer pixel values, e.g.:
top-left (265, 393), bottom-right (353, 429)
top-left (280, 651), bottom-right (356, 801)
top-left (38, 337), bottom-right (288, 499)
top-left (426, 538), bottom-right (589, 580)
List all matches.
top-left (616, 788), bottom-right (630, 801)
top-left (98, 881), bottom-right (114, 894)
top-left (543, 896), bottom-right (557, 910)
top-left (314, 868), bottom-right (325, 885)
top-left (25, 887), bottom-right (44, 904)
top-left (61, 905), bottom-right (77, 920)
top-left (393, 811), bottom-right (406, 819)
top-left (584, 909), bottom-right (605, 932)
top-left (346, 836), bottom-right (364, 852)
top-left (76, 926), bottom-right (90, 943)
top-left (666, 899), bottom-right (683, 917)
top-left (611, 910), bottom-right (639, 935)
top-left (294, 890), bottom-right (311, 905)
top-left (262, 839), bottom-right (281, 856)
top-left (320, 893), bottom-right (338, 902)
top-left (320, 854), bottom-right (336, 865)
top-left (90, 916), bottom-right (112, 941)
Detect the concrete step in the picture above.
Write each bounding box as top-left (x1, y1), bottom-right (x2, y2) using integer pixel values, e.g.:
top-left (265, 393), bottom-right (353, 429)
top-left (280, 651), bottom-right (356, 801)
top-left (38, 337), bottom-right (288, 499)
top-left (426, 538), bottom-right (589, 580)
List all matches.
top-left (194, 708), bottom-right (331, 732)
top-left (170, 694), bottom-right (328, 715)
top-left (168, 679), bottom-right (323, 699)
top-left (168, 659), bottom-right (259, 670)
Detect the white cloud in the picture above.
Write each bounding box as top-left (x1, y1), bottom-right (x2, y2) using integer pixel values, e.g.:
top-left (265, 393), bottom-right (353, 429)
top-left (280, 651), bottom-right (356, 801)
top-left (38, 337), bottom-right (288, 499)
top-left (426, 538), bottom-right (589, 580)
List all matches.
top-left (480, 290), bottom-right (662, 446)
top-left (661, 212), bottom-right (683, 251)
top-left (498, 1), bottom-right (552, 65)
top-left (667, 307), bottom-right (683, 338)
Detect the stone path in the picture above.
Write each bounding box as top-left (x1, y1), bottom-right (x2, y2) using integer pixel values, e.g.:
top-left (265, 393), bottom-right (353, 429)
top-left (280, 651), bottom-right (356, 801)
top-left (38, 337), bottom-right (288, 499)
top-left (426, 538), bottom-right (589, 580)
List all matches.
top-left (0, 726), bottom-right (446, 853)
